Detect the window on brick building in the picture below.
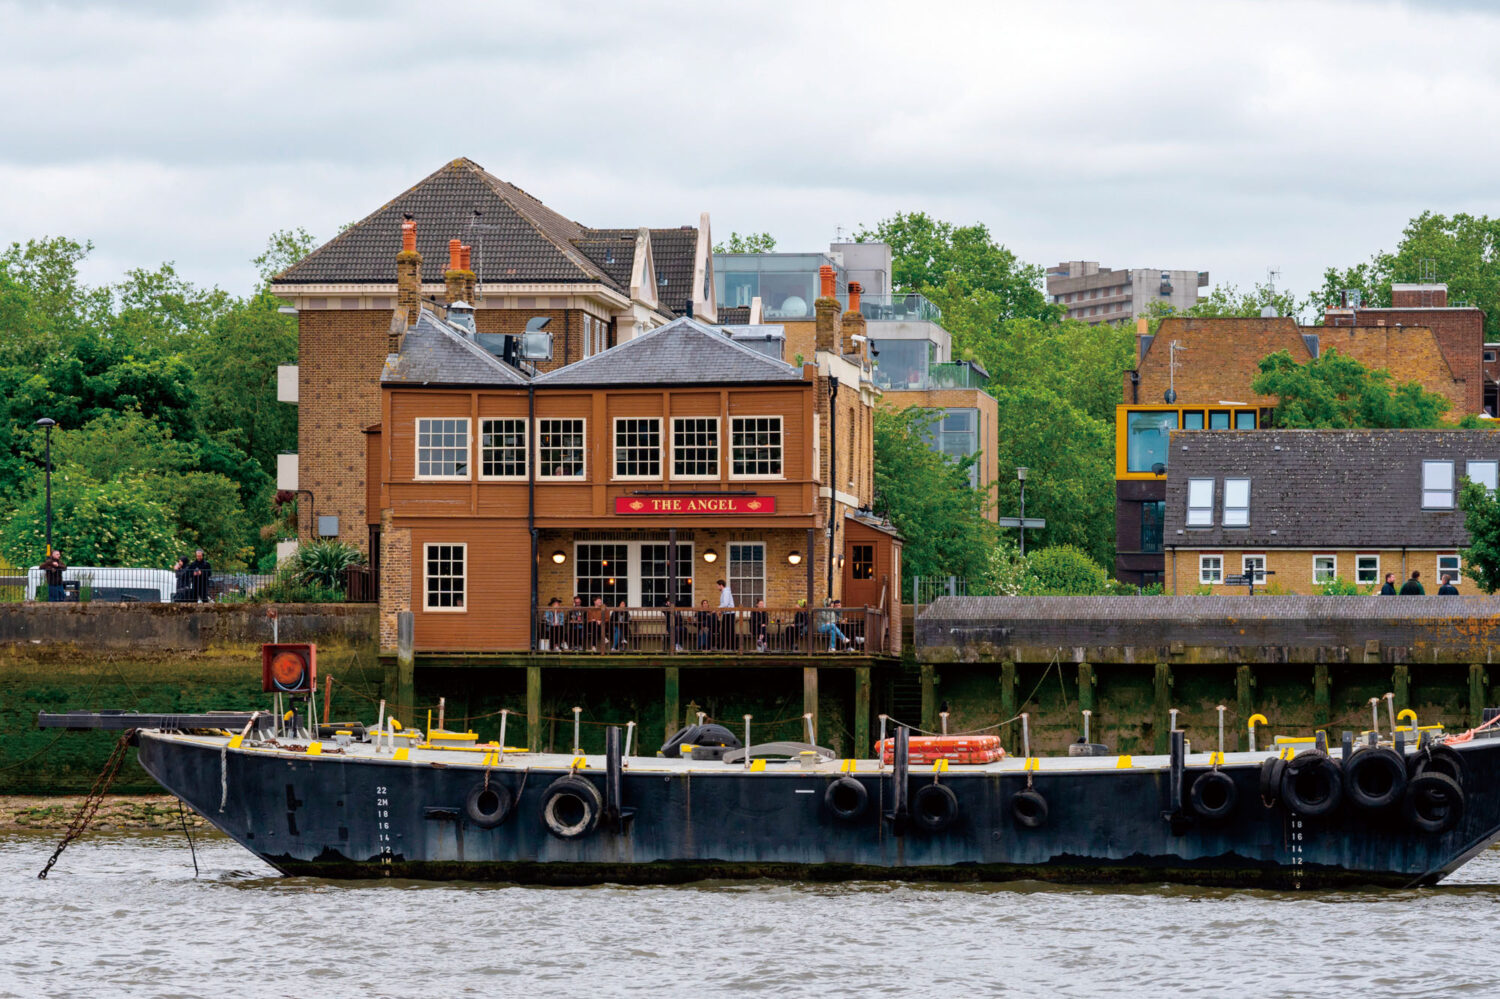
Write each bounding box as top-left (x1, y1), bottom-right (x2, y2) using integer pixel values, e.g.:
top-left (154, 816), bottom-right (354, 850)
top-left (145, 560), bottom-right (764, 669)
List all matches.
top-left (538, 419), bottom-right (585, 479)
top-left (575, 543), bottom-right (628, 605)
top-left (1356, 554), bottom-right (1380, 585)
top-left (672, 417), bottom-right (719, 478)
top-left (1186, 478), bottom-right (1214, 526)
top-left (416, 418), bottom-right (469, 478)
top-left (614, 418), bottom-right (662, 479)
top-left (582, 316), bottom-right (593, 359)
top-left (424, 544), bottom-right (465, 611)
top-left (1235, 411), bottom-right (1257, 429)
top-left (479, 418), bottom-right (527, 479)
top-left (1422, 460), bottom-right (1454, 508)
top-left (1223, 478), bottom-right (1250, 527)
top-left (1199, 554), bottom-right (1222, 584)
top-left (1242, 554), bottom-right (1266, 584)
top-left (728, 543), bottom-right (765, 607)
top-left (641, 542), bottom-right (693, 607)
top-left (730, 416), bottom-right (782, 477)
top-left (1313, 555), bottom-right (1337, 584)
top-left (851, 544), bottom-right (875, 580)
top-left (1439, 554), bottom-right (1462, 585)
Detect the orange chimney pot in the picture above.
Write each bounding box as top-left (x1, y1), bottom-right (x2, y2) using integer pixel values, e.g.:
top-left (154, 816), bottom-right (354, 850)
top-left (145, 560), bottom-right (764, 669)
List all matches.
top-left (401, 217), bottom-right (417, 253)
top-left (819, 265), bottom-right (835, 299)
top-left (848, 281), bottom-right (862, 314)
top-left (448, 238), bottom-right (462, 271)
top-left (459, 245), bottom-right (471, 271)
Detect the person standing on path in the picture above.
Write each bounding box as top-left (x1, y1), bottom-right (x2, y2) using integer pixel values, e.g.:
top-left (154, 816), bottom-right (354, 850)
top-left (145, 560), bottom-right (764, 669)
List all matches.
top-left (716, 578), bottom-right (736, 650)
top-left (39, 551), bottom-right (67, 602)
top-left (1399, 570), bottom-right (1425, 595)
top-left (187, 549), bottom-right (212, 603)
top-left (1380, 572), bottom-right (1397, 595)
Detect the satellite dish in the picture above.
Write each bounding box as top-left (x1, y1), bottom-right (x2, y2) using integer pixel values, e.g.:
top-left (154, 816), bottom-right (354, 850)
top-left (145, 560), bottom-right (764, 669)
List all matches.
top-left (1151, 463), bottom-right (1166, 476)
top-left (1164, 388), bottom-right (1177, 403)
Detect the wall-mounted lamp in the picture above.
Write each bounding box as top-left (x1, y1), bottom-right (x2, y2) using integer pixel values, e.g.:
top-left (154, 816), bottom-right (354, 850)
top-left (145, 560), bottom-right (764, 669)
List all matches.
top-left (837, 554), bottom-right (845, 568)
top-left (551, 550), bottom-right (566, 564)
top-left (787, 551), bottom-right (803, 565)
top-left (702, 549), bottom-right (718, 564)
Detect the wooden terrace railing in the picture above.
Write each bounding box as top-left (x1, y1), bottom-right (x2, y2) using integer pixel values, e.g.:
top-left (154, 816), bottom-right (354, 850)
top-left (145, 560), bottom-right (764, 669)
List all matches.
top-left (532, 605), bottom-right (889, 656)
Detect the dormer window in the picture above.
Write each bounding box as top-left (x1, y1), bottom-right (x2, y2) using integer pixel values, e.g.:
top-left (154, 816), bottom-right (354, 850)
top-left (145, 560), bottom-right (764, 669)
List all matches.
top-left (1422, 460), bottom-right (1455, 509)
top-left (1186, 478), bottom-right (1214, 526)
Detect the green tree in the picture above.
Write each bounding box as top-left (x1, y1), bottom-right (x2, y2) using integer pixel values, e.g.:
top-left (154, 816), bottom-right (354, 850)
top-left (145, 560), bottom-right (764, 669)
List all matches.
top-left (1022, 545), bottom-right (1111, 595)
top-left (873, 407), bottom-right (995, 590)
top-left (1459, 478), bottom-right (1500, 593)
top-left (713, 232), bottom-right (777, 254)
top-left (255, 227), bottom-right (317, 284)
top-left (0, 474), bottom-right (180, 568)
top-left (1250, 347), bottom-right (1451, 428)
top-left (1141, 280), bottom-right (1309, 333)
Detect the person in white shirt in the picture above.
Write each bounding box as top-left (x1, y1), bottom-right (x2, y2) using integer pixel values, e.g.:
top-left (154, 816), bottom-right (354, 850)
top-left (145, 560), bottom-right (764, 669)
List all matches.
top-left (716, 579), bottom-right (735, 649)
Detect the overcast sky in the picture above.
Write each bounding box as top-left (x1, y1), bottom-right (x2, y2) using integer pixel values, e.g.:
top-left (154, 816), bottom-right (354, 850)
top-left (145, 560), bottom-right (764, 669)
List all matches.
top-left (3, 0), bottom-right (1498, 304)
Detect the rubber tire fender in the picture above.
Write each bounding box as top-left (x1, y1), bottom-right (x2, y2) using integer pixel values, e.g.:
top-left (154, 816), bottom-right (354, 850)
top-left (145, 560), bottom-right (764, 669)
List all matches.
top-left (1410, 745), bottom-right (1467, 788)
top-left (824, 776), bottom-right (868, 822)
top-left (1343, 747), bottom-right (1407, 812)
top-left (540, 775), bottom-right (603, 840)
top-left (1011, 788), bottom-right (1048, 829)
top-left (1259, 756), bottom-right (1286, 805)
top-left (1279, 752), bottom-right (1343, 818)
top-left (465, 781), bottom-right (514, 829)
top-left (1188, 770), bottom-right (1238, 820)
top-left (911, 783), bottom-right (959, 834)
top-left (1403, 771), bottom-right (1465, 835)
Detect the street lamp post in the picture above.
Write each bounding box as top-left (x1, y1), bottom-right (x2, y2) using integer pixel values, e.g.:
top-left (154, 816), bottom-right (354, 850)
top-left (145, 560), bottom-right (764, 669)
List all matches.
top-left (1017, 466), bottom-right (1028, 556)
top-left (34, 418), bottom-right (56, 556)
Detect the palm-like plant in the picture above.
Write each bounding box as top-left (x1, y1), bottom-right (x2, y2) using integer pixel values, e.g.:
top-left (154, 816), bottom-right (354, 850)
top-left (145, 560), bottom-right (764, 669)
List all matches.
top-left (295, 540), bottom-right (365, 590)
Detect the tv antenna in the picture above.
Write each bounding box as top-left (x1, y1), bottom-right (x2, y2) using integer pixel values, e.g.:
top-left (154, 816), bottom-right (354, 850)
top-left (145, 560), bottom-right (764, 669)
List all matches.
top-left (1262, 266), bottom-right (1282, 318)
top-left (468, 209), bottom-right (503, 301)
top-left (1166, 340), bottom-right (1185, 402)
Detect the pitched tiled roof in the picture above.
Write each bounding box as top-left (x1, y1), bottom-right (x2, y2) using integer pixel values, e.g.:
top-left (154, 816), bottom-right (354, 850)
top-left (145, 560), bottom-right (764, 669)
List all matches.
top-left (532, 316), bottom-right (804, 387)
top-left (1162, 429), bottom-right (1500, 547)
top-left (586, 227), bottom-right (700, 317)
top-left (572, 234), bottom-right (636, 289)
top-left (381, 309), bottom-right (528, 387)
top-left (717, 306), bottom-right (751, 325)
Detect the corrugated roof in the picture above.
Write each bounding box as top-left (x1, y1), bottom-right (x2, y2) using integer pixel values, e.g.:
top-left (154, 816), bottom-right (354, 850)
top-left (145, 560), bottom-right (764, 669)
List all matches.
top-left (381, 309), bottom-right (529, 387)
top-left (532, 316), bottom-right (805, 387)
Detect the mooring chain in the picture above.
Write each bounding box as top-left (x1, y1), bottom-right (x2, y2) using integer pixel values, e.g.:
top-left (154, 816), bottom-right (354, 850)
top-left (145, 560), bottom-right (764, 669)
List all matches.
top-left (38, 729), bottom-right (135, 880)
top-left (219, 742), bottom-right (229, 813)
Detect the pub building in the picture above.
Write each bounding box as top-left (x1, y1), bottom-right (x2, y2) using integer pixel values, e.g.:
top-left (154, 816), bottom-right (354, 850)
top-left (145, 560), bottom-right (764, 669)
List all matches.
top-left (371, 247), bottom-right (900, 656)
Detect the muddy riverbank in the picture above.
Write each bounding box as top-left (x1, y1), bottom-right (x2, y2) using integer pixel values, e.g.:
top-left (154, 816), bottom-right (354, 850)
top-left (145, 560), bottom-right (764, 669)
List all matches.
top-left (0, 794), bottom-right (213, 831)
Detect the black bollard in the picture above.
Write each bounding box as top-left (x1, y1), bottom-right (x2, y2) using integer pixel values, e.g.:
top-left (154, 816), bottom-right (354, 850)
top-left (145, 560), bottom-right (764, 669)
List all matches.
top-left (605, 725), bottom-right (623, 833)
top-left (1168, 729), bottom-right (1185, 816)
top-left (1341, 731), bottom-right (1353, 762)
top-left (889, 726), bottom-right (909, 834)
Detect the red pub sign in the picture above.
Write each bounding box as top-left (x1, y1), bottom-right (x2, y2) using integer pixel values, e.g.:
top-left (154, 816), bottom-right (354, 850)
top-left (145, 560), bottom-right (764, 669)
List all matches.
top-left (615, 495), bottom-right (777, 515)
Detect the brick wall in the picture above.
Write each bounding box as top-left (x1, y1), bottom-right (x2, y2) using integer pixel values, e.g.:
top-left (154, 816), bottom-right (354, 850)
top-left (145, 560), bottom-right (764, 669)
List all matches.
top-left (1170, 547), bottom-right (1464, 595)
top-left (1324, 325), bottom-right (1467, 416)
top-left (377, 509), bottom-right (411, 648)
top-left (1345, 308), bottom-right (1484, 415)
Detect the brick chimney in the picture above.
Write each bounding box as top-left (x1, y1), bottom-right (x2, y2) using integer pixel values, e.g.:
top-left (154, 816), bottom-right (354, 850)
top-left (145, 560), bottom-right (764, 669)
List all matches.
top-left (444, 238), bottom-right (468, 305)
top-left (459, 244), bottom-right (477, 305)
top-left (842, 280), bottom-right (866, 360)
top-left (396, 215), bottom-right (422, 327)
top-left (814, 264), bottom-right (842, 354)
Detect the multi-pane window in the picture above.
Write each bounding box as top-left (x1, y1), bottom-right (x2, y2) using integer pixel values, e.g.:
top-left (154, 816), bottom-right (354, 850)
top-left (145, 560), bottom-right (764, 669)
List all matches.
top-left (1242, 554), bottom-right (1266, 584)
top-left (1186, 478), bottom-right (1215, 526)
top-left (1356, 554), bottom-right (1380, 585)
top-left (1199, 555), bottom-right (1222, 584)
top-left (479, 418), bottom-right (526, 479)
top-left (416, 418), bottom-right (469, 478)
top-left (731, 417), bottom-right (783, 477)
top-left (1126, 411), bottom-right (1175, 473)
top-left (640, 543), bottom-right (693, 607)
top-left (1140, 501), bottom-right (1165, 554)
top-left (614, 418), bottom-right (662, 479)
top-left (1223, 478), bottom-right (1250, 527)
top-left (1468, 460), bottom-right (1498, 493)
top-left (728, 543), bottom-right (765, 607)
top-left (851, 544), bottom-right (875, 580)
top-left (538, 419), bottom-right (585, 479)
top-left (424, 544), bottom-right (465, 610)
top-left (1439, 554), bottom-right (1462, 586)
top-left (672, 417), bottom-right (719, 478)
top-left (1313, 555), bottom-right (1337, 584)
top-left (575, 543), bottom-right (628, 606)
top-left (1423, 460), bottom-right (1455, 508)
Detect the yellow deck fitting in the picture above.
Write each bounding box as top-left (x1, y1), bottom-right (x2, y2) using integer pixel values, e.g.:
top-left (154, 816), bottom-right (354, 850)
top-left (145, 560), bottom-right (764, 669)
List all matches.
top-left (1024, 757), bottom-right (1040, 771)
top-left (1116, 755), bottom-right (1133, 768)
top-left (932, 759), bottom-right (949, 772)
top-left (572, 756), bottom-right (588, 769)
top-left (750, 759), bottom-right (766, 772)
top-left (306, 742), bottom-right (322, 756)
top-left (227, 735), bottom-right (244, 750)
top-left (841, 759), bottom-right (858, 773)
top-left (393, 747), bottom-right (409, 761)
top-left (1209, 752), bottom-right (1224, 765)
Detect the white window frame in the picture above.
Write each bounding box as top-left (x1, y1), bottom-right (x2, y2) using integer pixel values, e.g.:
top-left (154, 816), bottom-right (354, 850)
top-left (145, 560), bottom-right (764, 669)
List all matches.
top-left (613, 417), bottom-right (662, 481)
top-left (571, 540), bottom-right (695, 607)
top-left (1356, 554), bottom-right (1381, 586)
top-left (671, 416), bottom-right (720, 481)
top-left (415, 417), bottom-right (470, 480)
top-left (478, 417), bottom-right (527, 481)
top-left (423, 543), bottom-right (466, 612)
top-left (1186, 478), bottom-right (1215, 527)
top-left (1438, 554), bottom-right (1462, 587)
top-left (1242, 554), bottom-right (1266, 584)
top-left (1223, 478), bottom-right (1250, 527)
top-left (1423, 459), bottom-right (1455, 509)
top-left (1313, 554), bottom-right (1337, 585)
top-left (1198, 554), bottom-right (1223, 585)
top-left (728, 542), bottom-right (766, 608)
top-left (1467, 460), bottom-right (1498, 494)
top-left (729, 415), bottom-right (784, 479)
top-left (537, 418), bottom-right (586, 480)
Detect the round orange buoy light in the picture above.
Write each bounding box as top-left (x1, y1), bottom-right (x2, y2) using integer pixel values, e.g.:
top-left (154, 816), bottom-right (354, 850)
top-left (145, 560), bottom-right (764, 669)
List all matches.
top-left (271, 650), bottom-right (308, 691)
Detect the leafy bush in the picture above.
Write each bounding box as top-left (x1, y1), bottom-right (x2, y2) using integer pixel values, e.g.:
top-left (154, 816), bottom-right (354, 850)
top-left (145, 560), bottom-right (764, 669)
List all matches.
top-left (1022, 545), bottom-right (1111, 596)
top-left (294, 540), bottom-right (365, 590)
top-left (0, 473), bottom-right (180, 568)
top-left (1318, 577), bottom-right (1371, 596)
top-left (250, 570), bottom-right (346, 604)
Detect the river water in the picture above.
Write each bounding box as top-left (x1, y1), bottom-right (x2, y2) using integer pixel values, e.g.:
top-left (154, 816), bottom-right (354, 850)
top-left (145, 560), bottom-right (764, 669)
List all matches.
top-left (6, 830), bottom-right (1500, 998)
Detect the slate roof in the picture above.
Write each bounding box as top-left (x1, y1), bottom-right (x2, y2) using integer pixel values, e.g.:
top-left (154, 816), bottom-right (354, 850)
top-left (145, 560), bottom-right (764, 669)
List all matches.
top-left (275, 159), bottom-right (699, 308)
top-left (717, 306), bottom-right (751, 325)
top-left (381, 310), bottom-right (528, 387)
top-left (532, 316), bottom-right (805, 387)
top-left (1162, 429), bottom-right (1500, 547)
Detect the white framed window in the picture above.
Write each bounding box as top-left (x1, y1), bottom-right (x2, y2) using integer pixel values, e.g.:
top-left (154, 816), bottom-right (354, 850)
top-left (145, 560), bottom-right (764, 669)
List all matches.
top-left (731, 416), bottom-right (783, 478)
top-left (1187, 478), bottom-right (1215, 526)
top-left (1356, 554), bottom-right (1380, 585)
top-left (570, 540), bottom-right (695, 608)
top-left (1199, 554), bottom-right (1223, 584)
top-left (538, 418), bottom-right (585, 479)
top-left (575, 542), bottom-right (628, 606)
top-left (1467, 460), bottom-right (1498, 494)
top-left (1438, 554), bottom-right (1462, 586)
top-left (1423, 460), bottom-right (1455, 509)
top-left (672, 417), bottom-right (719, 479)
top-left (479, 418), bottom-right (527, 479)
top-left (423, 543), bottom-right (466, 611)
top-left (1223, 478), bottom-right (1250, 527)
top-left (641, 542), bottom-right (693, 607)
top-left (614, 417), bottom-right (662, 479)
top-left (1313, 555), bottom-right (1337, 584)
top-left (416, 418), bottom-right (469, 479)
top-left (1242, 554), bottom-right (1266, 584)
top-left (728, 543), bottom-right (766, 607)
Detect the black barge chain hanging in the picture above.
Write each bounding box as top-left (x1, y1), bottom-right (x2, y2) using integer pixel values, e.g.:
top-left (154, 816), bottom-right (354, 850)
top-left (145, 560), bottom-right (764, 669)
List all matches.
top-left (37, 728), bottom-right (135, 880)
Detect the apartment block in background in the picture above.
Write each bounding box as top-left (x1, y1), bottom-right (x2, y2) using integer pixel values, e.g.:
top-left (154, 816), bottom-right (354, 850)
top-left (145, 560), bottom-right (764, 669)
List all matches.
top-left (1047, 261), bottom-right (1209, 324)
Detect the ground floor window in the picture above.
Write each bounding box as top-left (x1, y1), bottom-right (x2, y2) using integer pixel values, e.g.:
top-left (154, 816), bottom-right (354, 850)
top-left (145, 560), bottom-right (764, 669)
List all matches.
top-left (728, 543), bottom-right (765, 607)
top-left (1242, 554), bottom-right (1266, 584)
top-left (1313, 554), bottom-right (1337, 584)
top-left (851, 544), bottom-right (875, 580)
top-left (568, 541), bottom-right (698, 607)
top-left (575, 543), bottom-right (628, 605)
top-left (1199, 554), bottom-right (1222, 585)
top-left (641, 542), bottom-right (694, 607)
top-left (1356, 554), bottom-right (1380, 585)
top-left (1439, 554), bottom-right (1462, 586)
top-left (424, 544), bottom-right (466, 610)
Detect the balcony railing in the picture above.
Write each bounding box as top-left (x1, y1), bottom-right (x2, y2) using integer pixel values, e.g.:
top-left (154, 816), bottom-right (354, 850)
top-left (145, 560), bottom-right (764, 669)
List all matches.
top-left (6, 565), bottom-right (377, 604)
top-left (843, 293), bottom-right (942, 323)
top-left (533, 605), bottom-right (889, 656)
top-left (875, 361), bottom-right (988, 392)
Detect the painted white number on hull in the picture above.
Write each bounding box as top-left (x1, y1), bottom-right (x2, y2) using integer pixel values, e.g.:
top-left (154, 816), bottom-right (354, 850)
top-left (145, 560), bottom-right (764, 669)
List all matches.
top-left (375, 785), bottom-right (393, 875)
